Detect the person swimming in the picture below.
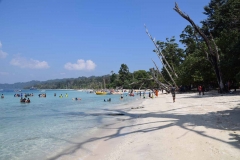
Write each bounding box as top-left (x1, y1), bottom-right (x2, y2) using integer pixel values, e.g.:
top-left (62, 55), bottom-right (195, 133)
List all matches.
top-left (1, 94), bottom-right (4, 98)
top-left (72, 97), bottom-right (81, 100)
top-left (20, 98), bottom-right (26, 103)
top-left (26, 98), bottom-right (30, 103)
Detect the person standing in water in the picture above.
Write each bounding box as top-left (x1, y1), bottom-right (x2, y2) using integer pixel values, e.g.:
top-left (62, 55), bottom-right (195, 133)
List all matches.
top-left (120, 94), bottom-right (123, 100)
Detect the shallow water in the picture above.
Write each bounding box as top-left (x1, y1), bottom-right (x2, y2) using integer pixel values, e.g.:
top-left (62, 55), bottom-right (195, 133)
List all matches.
top-left (0, 89), bottom-right (138, 160)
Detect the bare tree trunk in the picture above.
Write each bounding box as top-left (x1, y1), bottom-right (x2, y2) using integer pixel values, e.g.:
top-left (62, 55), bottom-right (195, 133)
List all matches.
top-left (152, 59), bottom-right (172, 86)
top-left (145, 25), bottom-right (178, 87)
top-left (174, 3), bottom-right (224, 93)
top-left (139, 82), bottom-right (145, 90)
top-left (150, 68), bottom-right (170, 92)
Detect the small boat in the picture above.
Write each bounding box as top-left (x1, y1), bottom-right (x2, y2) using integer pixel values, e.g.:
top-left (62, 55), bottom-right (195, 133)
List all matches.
top-left (95, 91), bottom-right (108, 95)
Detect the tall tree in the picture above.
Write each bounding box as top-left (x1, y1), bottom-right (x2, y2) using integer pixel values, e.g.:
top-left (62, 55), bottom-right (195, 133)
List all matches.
top-left (118, 64), bottom-right (131, 88)
top-left (156, 37), bottom-right (185, 82)
top-left (179, 25), bottom-right (216, 86)
top-left (145, 25), bottom-right (178, 87)
top-left (174, 2), bottom-right (225, 93)
top-left (202, 0), bottom-right (240, 83)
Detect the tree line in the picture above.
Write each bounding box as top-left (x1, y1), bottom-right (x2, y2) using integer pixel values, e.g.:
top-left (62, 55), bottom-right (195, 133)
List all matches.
top-left (27, 64), bottom-right (156, 90)
top-left (2, 0), bottom-right (239, 92)
top-left (146, 0), bottom-right (240, 93)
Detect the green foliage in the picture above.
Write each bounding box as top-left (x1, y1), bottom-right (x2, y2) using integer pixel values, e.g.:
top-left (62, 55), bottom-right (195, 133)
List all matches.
top-left (118, 64), bottom-right (131, 88)
top-left (150, 0), bottom-right (240, 89)
top-left (156, 37), bottom-right (185, 83)
top-left (202, 0), bottom-right (240, 83)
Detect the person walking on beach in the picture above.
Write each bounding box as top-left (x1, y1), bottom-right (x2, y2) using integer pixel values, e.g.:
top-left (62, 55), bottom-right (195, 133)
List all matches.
top-left (202, 85), bottom-right (205, 95)
top-left (171, 86), bottom-right (176, 103)
top-left (198, 85), bottom-right (202, 95)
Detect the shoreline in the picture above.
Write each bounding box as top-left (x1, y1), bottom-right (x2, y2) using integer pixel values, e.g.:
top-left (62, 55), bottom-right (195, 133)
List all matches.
top-left (46, 96), bottom-right (146, 160)
top-left (47, 92), bottom-right (240, 160)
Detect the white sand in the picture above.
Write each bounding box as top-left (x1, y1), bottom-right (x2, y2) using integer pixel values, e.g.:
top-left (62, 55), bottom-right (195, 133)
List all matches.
top-left (49, 91), bottom-right (240, 160)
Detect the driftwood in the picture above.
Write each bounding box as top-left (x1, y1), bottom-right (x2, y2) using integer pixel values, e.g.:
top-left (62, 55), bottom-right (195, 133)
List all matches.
top-left (174, 2), bottom-right (224, 93)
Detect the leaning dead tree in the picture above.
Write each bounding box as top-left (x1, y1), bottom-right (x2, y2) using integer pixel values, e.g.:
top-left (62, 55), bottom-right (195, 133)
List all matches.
top-left (150, 68), bottom-right (170, 92)
top-left (145, 25), bottom-right (178, 87)
top-left (152, 59), bottom-right (172, 86)
top-left (128, 77), bottom-right (153, 90)
top-left (174, 3), bottom-right (224, 93)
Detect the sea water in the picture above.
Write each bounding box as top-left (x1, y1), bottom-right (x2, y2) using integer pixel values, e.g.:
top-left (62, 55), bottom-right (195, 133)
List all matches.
top-left (0, 89), bottom-right (138, 160)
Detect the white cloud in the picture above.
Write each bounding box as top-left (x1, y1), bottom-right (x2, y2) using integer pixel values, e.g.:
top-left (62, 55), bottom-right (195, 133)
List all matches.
top-left (64, 59), bottom-right (96, 71)
top-left (0, 50), bottom-right (8, 59)
top-left (0, 71), bottom-right (9, 75)
top-left (60, 72), bottom-right (66, 75)
top-left (10, 57), bottom-right (49, 69)
top-left (0, 41), bottom-right (8, 59)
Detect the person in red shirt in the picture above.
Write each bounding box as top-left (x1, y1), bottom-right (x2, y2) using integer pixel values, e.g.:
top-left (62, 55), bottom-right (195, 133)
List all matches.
top-left (198, 85), bottom-right (202, 95)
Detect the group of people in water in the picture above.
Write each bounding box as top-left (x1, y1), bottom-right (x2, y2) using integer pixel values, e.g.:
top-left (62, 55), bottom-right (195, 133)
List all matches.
top-left (38, 93), bottom-right (46, 97)
top-left (56, 93), bottom-right (81, 100)
top-left (1, 92), bottom-right (83, 103)
top-left (14, 93), bottom-right (34, 97)
top-left (58, 93), bottom-right (68, 98)
top-left (104, 98), bottom-right (111, 102)
top-left (20, 98), bottom-right (31, 103)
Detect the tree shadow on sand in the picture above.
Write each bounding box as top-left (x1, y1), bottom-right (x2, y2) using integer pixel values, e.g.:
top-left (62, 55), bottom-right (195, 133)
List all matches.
top-left (47, 101), bottom-right (240, 160)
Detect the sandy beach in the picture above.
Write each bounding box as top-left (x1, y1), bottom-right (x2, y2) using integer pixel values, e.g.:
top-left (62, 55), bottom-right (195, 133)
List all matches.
top-left (48, 91), bottom-right (240, 160)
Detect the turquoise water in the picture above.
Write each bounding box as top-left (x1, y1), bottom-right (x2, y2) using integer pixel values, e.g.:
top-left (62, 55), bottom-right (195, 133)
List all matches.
top-left (0, 89), bottom-right (138, 160)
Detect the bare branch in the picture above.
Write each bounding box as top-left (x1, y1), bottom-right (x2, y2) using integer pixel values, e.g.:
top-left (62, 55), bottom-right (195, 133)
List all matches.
top-left (174, 3), bottom-right (214, 56)
top-left (152, 59), bottom-right (172, 86)
top-left (174, 2), bottom-right (224, 92)
top-left (209, 33), bottom-right (220, 62)
top-left (150, 68), bottom-right (170, 92)
top-left (145, 24), bottom-right (178, 78)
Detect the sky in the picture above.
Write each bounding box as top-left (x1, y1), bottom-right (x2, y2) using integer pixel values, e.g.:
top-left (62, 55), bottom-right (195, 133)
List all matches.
top-left (0, 0), bottom-right (210, 84)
